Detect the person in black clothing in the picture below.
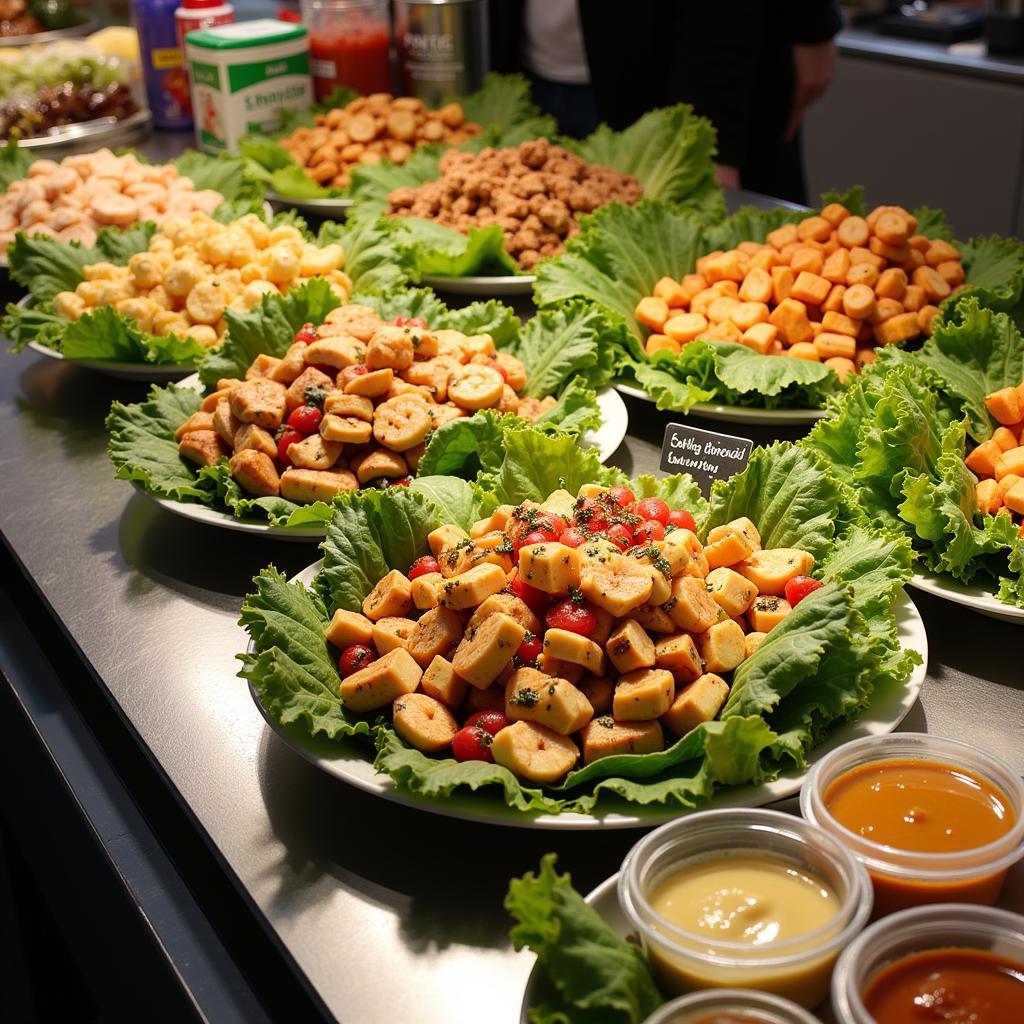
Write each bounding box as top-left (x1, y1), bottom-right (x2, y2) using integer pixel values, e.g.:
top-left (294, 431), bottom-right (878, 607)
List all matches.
top-left (488, 2), bottom-right (841, 204)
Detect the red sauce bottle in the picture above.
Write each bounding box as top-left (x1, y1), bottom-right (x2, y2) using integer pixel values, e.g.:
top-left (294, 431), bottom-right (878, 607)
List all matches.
top-left (300, 0), bottom-right (392, 100)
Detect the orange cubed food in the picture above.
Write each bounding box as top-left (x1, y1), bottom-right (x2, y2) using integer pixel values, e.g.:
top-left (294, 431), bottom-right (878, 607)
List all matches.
top-left (766, 223), bottom-right (798, 250)
top-left (798, 215), bottom-right (832, 242)
top-left (820, 203), bottom-right (850, 227)
top-left (729, 301), bottom-right (771, 332)
top-left (741, 322), bottom-right (779, 355)
top-left (822, 310), bottom-right (859, 337)
top-left (771, 265), bottom-right (794, 304)
top-left (707, 295), bottom-right (741, 324)
top-left (654, 276), bottom-right (689, 308)
top-left (869, 297), bottom-right (905, 325)
top-left (665, 312), bottom-right (710, 344)
top-left (843, 283), bottom-right (877, 321)
top-left (999, 474), bottom-right (1021, 501)
top-left (984, 387), bottom-right (1022, 426)
top-left (874, 312), bottom-right (922, 346)
top-left (873, 210), bottom-right (910, 246)
top-left (912, 265), bottom-right (952, 302)
top-left (836, 216), bottom-right (870, 249)
top-left (739, 267), bottom-right (773, 304)
top-left (703, 250), bottom-right (745, 283)
top-left (993, 426), bottom-right (1020, 452)
top-left (703, 320), bottom-right (743, 343)
top-left (876, 267), bottom-right (908, 300)
top-left (636, 296), bottom-right (670, 331)
top-left (814, 332), bottom-right (857, 360)
top-left (788, 342), bottom-right (820, 361)
top-left (679, 273), bottom-right (709, 303)
top-left (821, 284), bottom-right (846, 313)
top-left (695, 250), bottom-right (724, 277)
top-left (824, 356), bottom-right (856, 383)
top-left (901, 284), bottom-right (926, 312)
top-left (645, 335), bottom-right (681, 357)
top-left (937, 260), bottom-right (965, 287)
top-left (791, 248), bottom-right (825, 276)
top-left (855, 348), bottom-right (877, 369)
top-left (769, 298), bottom-right (813, 345)
top-left (976, 478), bottom-right (1002, 516)
top-left (846, 262), bottom-right (880, 289)
top-left (1005, 478), bottom-right (1024, 515)
top-left (925, 239), bottom-right (960, 267)
top-left (791, 271), bottom-right (831, 306)
top-left (965, 439), bottom-right (1004, 479)
top-left (995, 446), bottom-right (1024, 480)
top-left (821, 247), bottom-right (852, 284)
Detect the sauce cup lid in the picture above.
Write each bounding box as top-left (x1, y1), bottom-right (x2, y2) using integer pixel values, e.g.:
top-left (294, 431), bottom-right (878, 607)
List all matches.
top-left (801, 733), bottom-right (1024, 881)
top-left (643, 988), bottom-right (823, 1024)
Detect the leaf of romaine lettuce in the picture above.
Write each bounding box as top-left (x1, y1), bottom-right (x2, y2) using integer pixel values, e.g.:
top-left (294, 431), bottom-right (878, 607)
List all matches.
top-left (506, 855), bottom-right (663, 1024)
top-left (408, 475), bottom-right (498, 533)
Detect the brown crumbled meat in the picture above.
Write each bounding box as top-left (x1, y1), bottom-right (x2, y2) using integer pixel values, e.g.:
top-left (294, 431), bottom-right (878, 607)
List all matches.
top-left (385, 139), bottom-right (642, 269)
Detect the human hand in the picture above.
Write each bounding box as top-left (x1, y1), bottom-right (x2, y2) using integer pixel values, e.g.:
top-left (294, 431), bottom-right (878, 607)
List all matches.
top-left (715, 164), bottom-right (741, 189)
top-left (785, 40), bottom-right (837, 141)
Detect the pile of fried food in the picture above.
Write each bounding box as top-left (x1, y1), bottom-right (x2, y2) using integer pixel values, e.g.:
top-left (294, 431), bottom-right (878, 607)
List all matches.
top-left (0, 149), bottom-right (223, 251)
top-left (277, 93), bottom-right (480, 190)
top-left (174, 308), bottom-right (551, 502)
top-left (636, 203), bottom-right (966, 380)
top-left (53, 214), bottom-right (350, 347)
top-left (387, 139), bottom-right (643, 270)
top-left (966, 379), bottom-right (1024, 535)
top-left (324, 483), bottom-right (822, 785)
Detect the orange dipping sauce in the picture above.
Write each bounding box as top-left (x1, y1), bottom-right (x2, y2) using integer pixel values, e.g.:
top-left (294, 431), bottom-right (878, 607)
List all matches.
top-left (863, 948), bottom-right (1024, 1023)
top-left (824, 758), bottom-right (1017, 914)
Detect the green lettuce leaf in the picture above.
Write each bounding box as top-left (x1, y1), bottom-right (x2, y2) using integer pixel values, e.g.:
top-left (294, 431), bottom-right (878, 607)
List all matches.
top-left (171, 150), bottom-right (265, 216)
top-left (408, 475), bottom-right (498, 533)
top-left (1, 301), bottom-right (66, 351)
top-left (507, 855), bottom-right (663, 1024)
top-left (397, 217), bottom-right (521, 278)
top-left (630, 474), bottom-right (708, 521)
top-left (958, 235), bottom-right (1024, 326)
top-left (315, 213), bottom-right (413, 295)
top-left (456, 73), bottom-right (543, 130)
top-left (417, 409), bottom-right (518, 479)
top-left (63, 305), bottom-right (208, 365)
top-left (533, 378), bottom-right (603, 436)
top-left (238, 135), bottom-right (341, 201)
top-left (0, 138), bottom-right (32, 191)
top-left (195, 461), bottom-right (336, 528)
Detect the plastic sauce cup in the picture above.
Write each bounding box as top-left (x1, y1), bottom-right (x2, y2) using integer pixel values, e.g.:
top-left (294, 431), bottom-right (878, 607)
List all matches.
top-left (801, 733), bottom-right (1024, 916)
top-left (643, 988), bottom-right (823, 1024)
top-left (831, 903), bottom-right (1024, 1024)
top-left (618, 808), bottom-right (872, 1009)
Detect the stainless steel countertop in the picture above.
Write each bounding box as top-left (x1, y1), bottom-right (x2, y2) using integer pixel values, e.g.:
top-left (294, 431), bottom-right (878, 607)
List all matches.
top-left (1, 144), bottom-right (1023, 1023)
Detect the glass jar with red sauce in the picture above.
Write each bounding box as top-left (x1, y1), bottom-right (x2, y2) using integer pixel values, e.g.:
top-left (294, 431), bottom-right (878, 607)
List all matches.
top-left (300, 0), bottom-right (392, 101)
top-left (642, 988), bottom-right (823, 1024)
top-left (831, 904), bottom-right (1024, 1024)
top-left (801, 733), bottom-right (1024, 916)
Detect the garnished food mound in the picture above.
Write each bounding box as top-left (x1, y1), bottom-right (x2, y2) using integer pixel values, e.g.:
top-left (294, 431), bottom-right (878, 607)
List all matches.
top-left (387, 139), bottom-right (643, 270)
top-left (277, 93), bottom-right (481, 190)
top-left (637, 203), bottom-right (965, 381)
top-left (53, 214), bottom-right (350, 348)
top-left (966, 379), bottom-right (1024, 535)
top-left (326, 484), bottom-right (819, 786)
top-left (0, 149), bottom-right (223, 250)
top-left (176, 311), bottom-right (549, 503)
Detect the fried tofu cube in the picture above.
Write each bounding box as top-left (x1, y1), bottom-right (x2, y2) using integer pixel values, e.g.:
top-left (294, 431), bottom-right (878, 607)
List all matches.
top-left (229, 379), bottom-right (288, 428)
top-left (420, 655), bottom-right (468, 711)
top-left (411, 571), bottom-right (443, 610)
top-left (518, 542), bottom-right (582, 594)
top-left (306, 335), bottom-right (364, 369)
top-left (668, 577), bottom-right (720, 634)
top-left (437, 563), bottom-right (508, 610)
top-left (536, 653), bottom-right (585, 684)
top-left (353, 448), bottom-right (408, 485)
top-left (233, 423), bottom-right (277, 458)
top-left (748, 595), bottom-right (793, 632)
top-left (428, 523), bottom-right (470, 564)
top-left (791, 271), bottom-right (831, 306)
top-left (661, 673), bottom-right (729, 737)
top-left (613, 668), bottom-right (675, 722)
top-left (654, 632), bottom-right (702, 684)
top-left (543, 628), bottom-right (605, 673)
top-left (406, 606), bottom-right (463, 668)
top-left (705, 567), bottom-right (758, 618)
top-left (175, 410), bottom-right (215, 440)
top-left (737, 548), bottom-right (815, 596)
top-left (467, 593), bottom-right (541, 636)
top-left (769, 298), bottom-right (813, 346)
top-left (325, 608), bottom-right (374, 649)
top-left (995, 446), bottom-right (1024, 481)
top-left (213, 397), bottom-right (240, 445)
top-left (696, 619), bottom-right (747, 674)
top-left (505, 667), bottom-right (594, 734)
top-left (578, 675), bottom-right (614, 716)
top-left (985, 387), bottom-right (1022, 426)
top-left (279, 467), bottom-right (358, 503)
top-left (344, 367), bottom-right (393, 398)
top-left (704, 524), bottom-right (756, 569)
top-left (320, 414), bottom-right (373, 445)
top-left (245, 354), bottom-right (282, 380)
top-left (362, 569), bottom-right (414, 621)
top-left (285, 367), bottom-right (335, 413)
top-left (228, 449), bottom-right (280, 497)
top-left (324, 392), bottom-right (374, 421)
top-left (491, 720), bottom-right (579, 785)
top-left (365, 325), bottom-right (415, 370)
top-left (581, 718), bottom-right (664, 765)
top-left (745, 631), bottom-right (767, 657)
top-left (449, 532), bottom-right (514, 577)
top-left (606, 619), bottom-right (656, 674)
top-left (287, 434), bottom-right (343, 470)
top-left (178, 429), bottom-right (225, 467)
top-left (340, 647), bottom-right (421, 713)
top-left (453, 612), bottom-right (525, 688)
top-left (654, 534), bottom-right (695, 576)
top-left (372, 616), bottom-right (417, 654)
top-left (267, 342), bottom-right (308, 384)
top-left (629, 603), bottom-right (678, 635)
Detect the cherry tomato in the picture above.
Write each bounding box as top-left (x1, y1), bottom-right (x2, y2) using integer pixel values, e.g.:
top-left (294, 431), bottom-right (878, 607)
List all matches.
top-left (515, 633), bottom-right (543, 663)
top-left (668, 509), bottom-right (698, 533)
top-left (393, 477), bottom-right (412, 487)
top-left (294, 322), bottom-right (318, 345)
top-left (287, 404), bottom-right (323, 434)
top-left (509, 570), bottom-right (550, 614)
top-left (520, 529), bottom-right (555, 549)
top-left (391, 315), bottom-right (427, 328)
top-left (546, 599), bottom-right (597, 637)
top-left (785, 576), bottom-right (823, 607)
top-left (408, 555), bottom-right (441, 580)
top-left (276, 428), bottom-right (303, 465)
top-left (575, 498), bottom-right (609, 533)
top-left (608, 486), bottom-right (636, 509)
top-left (338, 644), bottom-right (376, 677)
top-left (559, 527), bottom-right (587, 548)
top-left (452, 724), bottom-right (493, 763)
top-left (607, 523), bottom-right (634, 551)
top-left (465, 710), bottom-right (509, 736)
top-left (535, 512), bottom-right (567, 537)
top-left (338, 365), bottom-right (369, 388)
top-left (634, 519), bottom-right (666, 543)
top-left (634, 497), bottom-right (670, 525)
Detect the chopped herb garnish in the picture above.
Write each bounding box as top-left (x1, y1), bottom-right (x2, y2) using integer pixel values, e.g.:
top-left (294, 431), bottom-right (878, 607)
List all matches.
top-left (304, 385), bottom-right (328, 409)
top-left (509, 688), bottom-right (540, 708)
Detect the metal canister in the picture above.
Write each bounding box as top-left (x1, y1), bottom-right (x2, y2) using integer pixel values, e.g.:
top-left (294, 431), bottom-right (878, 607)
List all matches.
top-left (393, 0), bottom-right (488, 106)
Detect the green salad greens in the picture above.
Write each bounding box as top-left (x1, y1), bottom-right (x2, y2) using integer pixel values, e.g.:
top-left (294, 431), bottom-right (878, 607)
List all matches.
top-left (238, 430), bottom-right (918, 814)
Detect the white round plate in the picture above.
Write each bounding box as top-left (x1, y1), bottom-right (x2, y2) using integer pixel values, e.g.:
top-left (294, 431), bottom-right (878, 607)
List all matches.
top-left (586, 387), bottom-right (628, 461)
top-left (419, 273), bottom-right (535, 297)
top-left (17, 108), bottom-right (152, 153)
top-left (26, 339), bottom-right (194, 381)
top-left (0, 15), bottom-right (97, 47)
top-left (909, 570), bottom-right (1024, 624)
top-left (265, 190), bottom-right (353, 217)
top-left (616, 383), bottom-right (826, 426)
top-left (250, 575), bottom-right (927, 830)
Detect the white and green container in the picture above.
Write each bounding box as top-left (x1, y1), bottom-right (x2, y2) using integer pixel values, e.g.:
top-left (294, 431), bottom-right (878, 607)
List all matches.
top-left (185, 19), bottom-right (311, 154)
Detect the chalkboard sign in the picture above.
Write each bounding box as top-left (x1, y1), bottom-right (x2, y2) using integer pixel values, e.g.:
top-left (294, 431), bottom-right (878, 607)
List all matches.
top-left (660, 422), bottom-right (753, 496)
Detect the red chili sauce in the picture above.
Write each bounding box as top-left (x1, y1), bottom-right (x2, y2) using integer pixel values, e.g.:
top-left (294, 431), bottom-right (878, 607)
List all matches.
top-left (309, 17), bottom-right (391, 100)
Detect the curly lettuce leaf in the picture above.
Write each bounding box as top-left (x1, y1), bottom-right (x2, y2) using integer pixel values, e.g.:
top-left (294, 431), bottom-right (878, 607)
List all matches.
top-left (171, 150), bottom-right (265, 216)
top-left (507, 855), bottom-right (663, 1024)
top-left (417, 409), bottom-right (518, 479)
top-left (702, 204), bottom-right (803, 253)
top-left (408, 475), bottom-right (498, 533)
top-left (398, 217), bottom-right (520, 278)
top-left (958, 235), bottom-right (1024, 326)
top-left (2, 300), bottom-right (66, 352)
top-left (196, 461), bottom-right (335, 528)
top-left (456, 72), bottom-right (542, 130)
top-left (533, 378), bottom-right (603, 436)
top-left (315, 212), bottom-right (413, 295)
top-left (238, 134), bottom-right (341, 201)
top-left (347, 144), bottom-right (445, 212)
top-left (62, 305), bottom-right (207, 365)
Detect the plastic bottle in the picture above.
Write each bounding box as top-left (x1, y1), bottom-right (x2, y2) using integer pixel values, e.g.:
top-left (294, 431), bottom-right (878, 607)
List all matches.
top-left (131, 0), bottom-right (193, 129)
top-left (175, 0), bottom-right (235, 117)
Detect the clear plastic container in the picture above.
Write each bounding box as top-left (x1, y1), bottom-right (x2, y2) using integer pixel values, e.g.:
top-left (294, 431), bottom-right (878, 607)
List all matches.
top-left (831, 903), bottom-right (1024, 1024)
top-left (618, 808), bottom-right (872, 1009)
top-left (643, 988), bottom-right (823, 1024)
top-left (800, 733), bottom-right (1024, 916)
top-left (300, 0), bottom-right (392, 100)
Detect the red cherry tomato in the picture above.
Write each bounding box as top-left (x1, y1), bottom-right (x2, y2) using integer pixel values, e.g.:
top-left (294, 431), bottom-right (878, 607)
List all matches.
top-left (535, 512), bottom-right (566, 537)
top-left (509, 570), bottom-right (550, 614)
top-left (520, 529), bottom-right (555, 549)
top-left (785, 576), bottom-right (823, 607)
top-left (634, 497), bottom-right (670, 525)
top-left (452, 724), bottom-right (493, 763)
top-left (338, 644), bottom-right (376, 677)
top-left (393, 477), bottom-right (412, 487)
top-left (559, 527), bottom-right (587, 548)
top-left (668, 509), bottom-right (698, 533)
top-left (635, 519), bottom-right (666, 543)
top-left (607, 523), bottom-right (634, 551)
top-left (608, 486), bottom-right (636, 509)
top-left (390, 315), bottom-right (427, 329)
top-left (546, 599), bottom-right (597, 637)
top-left (515, 633), bottom-right (543, 663)
top-left (408, 555), bottom-right (440, 580)
top-left (276, 428), bottom-right (303, 465)
top-left (575, 498), bottom-right (610, 533)
top-left (287, 404), bottom-right (323, 434)
top-left (294, 322), bottom-right (318, 345)
top-left (465, 710), bottom-right (509, 736)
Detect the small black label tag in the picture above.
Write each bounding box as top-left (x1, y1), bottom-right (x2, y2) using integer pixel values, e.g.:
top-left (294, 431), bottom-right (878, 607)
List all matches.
top-left (660, 422), bottom-right (753, 495)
